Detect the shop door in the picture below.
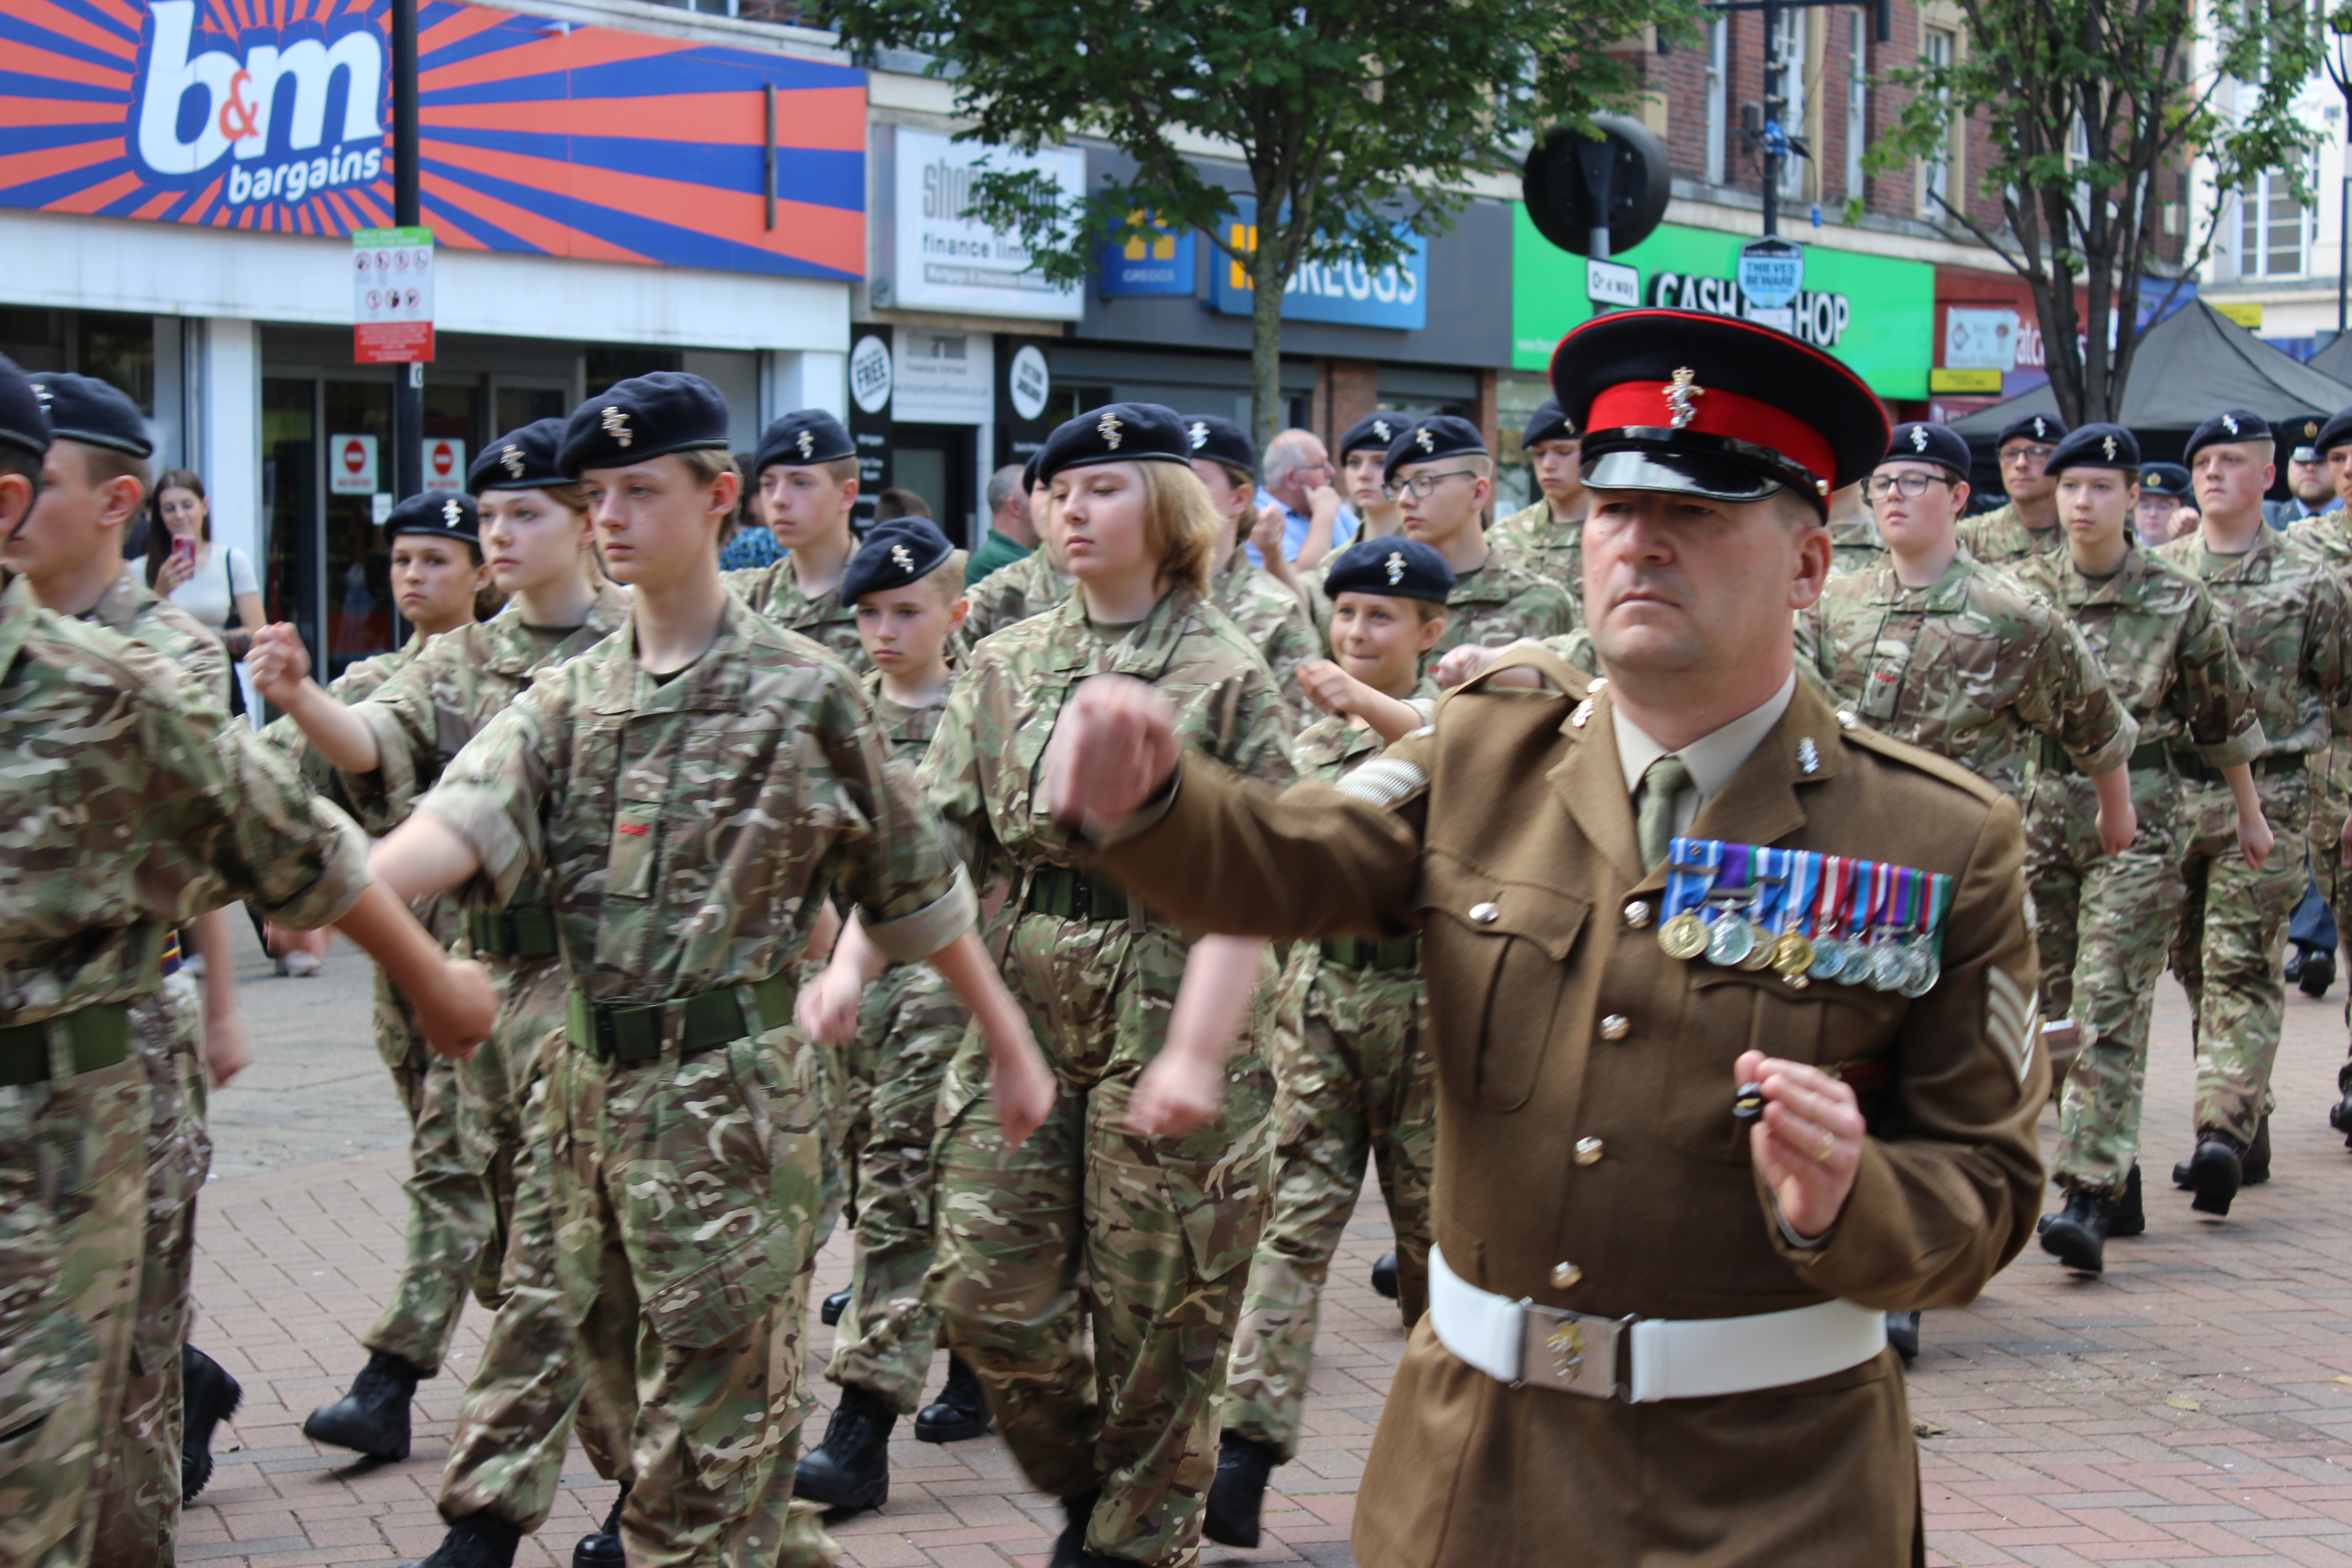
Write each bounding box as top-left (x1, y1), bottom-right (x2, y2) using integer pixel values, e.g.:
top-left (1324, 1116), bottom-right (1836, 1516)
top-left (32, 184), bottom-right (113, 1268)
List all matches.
top-left (262, 375), bottom-right (405, 686)
top-left (889, 423), bottom-right (975, 549)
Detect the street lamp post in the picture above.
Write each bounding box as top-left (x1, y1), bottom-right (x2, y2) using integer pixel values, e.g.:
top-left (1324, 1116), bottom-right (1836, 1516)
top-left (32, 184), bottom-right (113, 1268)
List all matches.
top-left (2325, 10), bottom-right (2352, 335)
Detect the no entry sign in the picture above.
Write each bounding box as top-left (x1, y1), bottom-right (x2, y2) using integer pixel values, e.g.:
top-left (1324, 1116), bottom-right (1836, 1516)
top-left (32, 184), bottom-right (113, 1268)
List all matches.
top-left (328, 432), bottom-right (379, 495)
top-left (422, 437), bottom-right (466, 493)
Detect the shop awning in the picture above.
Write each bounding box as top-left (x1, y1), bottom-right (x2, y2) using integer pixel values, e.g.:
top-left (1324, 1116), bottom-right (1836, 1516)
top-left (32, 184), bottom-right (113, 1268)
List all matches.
top-left (1948, 299), bottom-right (2352, 436)
top-left (2304, 330), bottom-right (2352, 397)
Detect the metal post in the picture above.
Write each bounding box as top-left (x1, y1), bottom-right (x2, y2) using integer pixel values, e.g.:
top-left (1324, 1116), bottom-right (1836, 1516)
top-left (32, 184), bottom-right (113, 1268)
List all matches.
top-left (1578, 132), bottom-right (1617, 313)
top-left (2340, 113), bottom-right (2349, 336)
top-left (1761, 0), bottom-right (1780, 238)
top-left (392, 0), bottom-right (422, 502)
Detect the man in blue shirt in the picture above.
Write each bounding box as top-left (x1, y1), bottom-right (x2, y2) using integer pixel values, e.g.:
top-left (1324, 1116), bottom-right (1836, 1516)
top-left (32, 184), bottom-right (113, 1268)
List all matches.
top-left (1248, 427), bottom-right (1357, 569)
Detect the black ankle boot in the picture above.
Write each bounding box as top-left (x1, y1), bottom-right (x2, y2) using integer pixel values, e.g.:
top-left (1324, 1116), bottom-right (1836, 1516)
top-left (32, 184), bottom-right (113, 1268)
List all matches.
top-left (408, 1515), bottom-right (523, 1568)
top-left (572, 1484), bottom-right (628, 1568)
top-left (2243, 1115), bottom-right (2271, 1184)
top-left (2189, 1129), bottom-right (2244, 1216)
top-left (304, 1350), bottom-right (422, 1460)
top-left (792, 1383), bottom-right (895, 1513)
top-left (2039, 1189), bottom-right (2108, 1274)
top-left (1050, 1487), bottom-right (1103, 1568)
top-left (2333, 1085), bottom-right (2352, 1147)
top-left (2105, 1163), bottom-right (2145, 1238)
top-left (1369, 1253), bottom-right (1399, 1300)
top-left (819, 1288), bottom-right (852, 1327)
top-left (1885, 1311), bottom-right (1921, 1362)
top-left (2303, 947), bottom-right (2336, 997)
top-left (914, 1352), bottom-right (992, 1443)
top-left (181, 1345), bottom-right (242, 1502)
top-left (1203, 1431), bottom-right (1279, 1549)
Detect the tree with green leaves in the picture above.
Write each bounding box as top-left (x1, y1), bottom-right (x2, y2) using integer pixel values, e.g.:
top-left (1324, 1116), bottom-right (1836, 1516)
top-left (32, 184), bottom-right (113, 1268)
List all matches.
top-left (1867, 0), bottom-right (2319, 424)
top-left (831, 0), bottom-right (1696, 448)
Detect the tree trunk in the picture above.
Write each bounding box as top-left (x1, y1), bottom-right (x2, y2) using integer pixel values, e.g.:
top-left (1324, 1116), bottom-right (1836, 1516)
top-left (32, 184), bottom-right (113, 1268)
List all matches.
top-left (1249, 220), bottom-right (1287, 454)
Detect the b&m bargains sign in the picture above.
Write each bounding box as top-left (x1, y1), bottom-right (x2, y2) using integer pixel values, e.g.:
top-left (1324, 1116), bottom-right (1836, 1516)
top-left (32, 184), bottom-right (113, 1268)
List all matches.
top-left (2, 1), bottom-right (866, 281)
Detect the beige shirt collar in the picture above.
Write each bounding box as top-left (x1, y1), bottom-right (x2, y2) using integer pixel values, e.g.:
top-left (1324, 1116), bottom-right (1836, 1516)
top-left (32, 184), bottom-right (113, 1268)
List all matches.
top-left (1613, 671), bottom-right (1798, 834)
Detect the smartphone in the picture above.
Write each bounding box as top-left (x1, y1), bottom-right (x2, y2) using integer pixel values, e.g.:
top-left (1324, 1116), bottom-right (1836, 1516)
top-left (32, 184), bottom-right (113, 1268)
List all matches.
top-left (169, 537), bottom-right (196, 571)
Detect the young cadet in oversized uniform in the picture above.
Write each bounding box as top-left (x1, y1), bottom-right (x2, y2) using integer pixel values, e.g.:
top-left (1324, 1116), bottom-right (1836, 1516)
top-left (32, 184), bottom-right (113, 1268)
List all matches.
top-left (1204, 537), bottom-right (1454, 1552)
top-left (2136, 462), bottom-right (2195, 548)
top-left (2285, 405), bottom-right (2352, 1137)
top-left (1958, 412), bottom-right (2069, 565)
top-left (1490, 397), bottom-right (1586, 596)
top-left (1183, 414), bottom-right (1319, 716)
top-left (3, 371), bottom-right (253, 1565)
top-left (1038, 309), bottom-right (2048, 1568)
top-left (965, 452), bottom-right (1075, 643)
top-left (2013, 424), bottom-right (2269, 1275)
top-left (858, 402), bottom-right (1294, 1568)
top-left (0, 352), bottom-right (496, 1568)
top-left (724, 409), bottom-right (869, 668)
top-left (365, 372), bottom-right (1053, 1568)
top-left (2157, 410), bottom-right (2352, 1211)
top-left (1382, 414), bottom-right (1575, 657)
top-left (789, 519), bottom-right (994, 1514)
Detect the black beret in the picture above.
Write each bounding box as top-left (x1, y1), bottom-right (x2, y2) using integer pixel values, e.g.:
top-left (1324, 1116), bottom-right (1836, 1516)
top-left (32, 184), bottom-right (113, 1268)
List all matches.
top-left (387, 491), bottom-right (481, 545)
top-left (1521, 398), bottom-right (1575, 450)
top-left (470, 418), bottom-right (567, 493)
top-left (1549, 308), bottom-right (1886, 514)
top-left (1383, 414), bottom-right (1488, 484)
top-left (1997, 412), bottom-right (2068, 448)
top-left (840, 516), bottom-right (954, 604)
top-left (2139, 462), bottom-right (2192, 499)
top-left (2318, 407), bottom-right (2352, 458)
top-left (28, 371), bottom-right (151, 459)
top-left (560, 372), bottom-right (731, 477)
top-left (2287, 415), bottom-right (2324, 461)
top-left (754, 410), bottom-right (855, 475)
top-left (1180, 413), bottom-right (1255, 474)
top-left (2183, 409), bottom-right (2272, 466)
top-left (1883, 421), bottom-right (1971, 480)
top-left (1321, 536), bottom-right (1456, 606)
top-left (2045, 422), bottom-right (2140, 476)
top-left (1338, 410), bottom-right (1408, 458)
top-left (1035, 402), bottom-right (1191, 484)
top-left (0, 354), bottom-right (48, 461)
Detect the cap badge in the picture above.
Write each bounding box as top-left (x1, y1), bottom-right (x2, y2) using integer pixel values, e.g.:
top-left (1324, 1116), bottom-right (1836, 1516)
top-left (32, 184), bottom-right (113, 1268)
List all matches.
top-left (30, 383), bottom-right (49, 408)
top-left (1798, 736), bottom-right (1820, 774)
top-left (443, 499), bottom-right (463, 527)
top-left (1415, 427), bottom-right (1436, 453)
top-left (797, 429), bottom-right (815, 460)
top-left (890, 543), bottom-right (914, 573)
top-left (1665, 368), bottom-right (1704, 431)
top-left (1188, 421), bottom-right (1208, 450)
top-left (1910, 426), bottom-right (1928, 452)
top-left (1373, 419), bottom-right (1392, 443)
top-left (601, 407), bottom-right (632, 447)
top-left (2033, 417), bottom-right (2048, 438)
top-left (2102, 434), bottom-right (2117, 461)
top-left (500, 444), bottom-right (525, 478)
top-left (1385, 551), bottom-right (1406, 585)
top-left (1098, 411), bottom-right (1123, 449)
top-left (2222, 413), bottom-right (2239, 436)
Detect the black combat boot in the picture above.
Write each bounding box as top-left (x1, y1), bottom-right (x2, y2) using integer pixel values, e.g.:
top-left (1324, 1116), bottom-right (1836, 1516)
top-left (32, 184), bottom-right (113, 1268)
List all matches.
top-left (304, 1350), bottom-right (422, 1460)
top-left (2039, 1189), bottom-right (2108, 1274)
top-left (2242, 1115), bottom-right (2271, 1184)
top-left (407, 1514), bottom-right (523, 1568)
top-left (914, 1352), bottom-right (992, 1443)
top-left (1203, 1431), bottom-right (1279, 1549)
top-left (2104, 1163), bottom-right (2145, 1238)
top-left (2302, 947), bottom-right (2336, 998)
top-left (2332, 1083), bottom-right (2352, 1147)
top-left (1369, 1253), bottom-right (1399, 1300)
top-left (571, 1484), bottom-right (627, 1568)
top-left (181, 1345), bottom-right (243, 1502)
top-left (819, 1288), bottom-right (852, 1328)
top-left (792, 1383), bottom-right (895, 1513)
top-left (2188, 1129), bottom-right (2244, 1216)
top-left (1885, 1311), bottom-right (1921, 1363)
top-left (1049, 1486), bottom-right (1104, 1568)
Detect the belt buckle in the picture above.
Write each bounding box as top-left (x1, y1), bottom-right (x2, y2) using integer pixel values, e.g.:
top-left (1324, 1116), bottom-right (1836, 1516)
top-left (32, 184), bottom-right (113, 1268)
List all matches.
top-left (1069, 872), bottom-right (1092, 921)
top-left (1517, 1303), bottom-right (1632, 1400)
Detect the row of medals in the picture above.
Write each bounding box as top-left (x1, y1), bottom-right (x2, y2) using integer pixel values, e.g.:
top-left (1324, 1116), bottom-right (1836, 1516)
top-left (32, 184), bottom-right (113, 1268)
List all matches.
top-left (1654, 901), bottom-right (1940, 996)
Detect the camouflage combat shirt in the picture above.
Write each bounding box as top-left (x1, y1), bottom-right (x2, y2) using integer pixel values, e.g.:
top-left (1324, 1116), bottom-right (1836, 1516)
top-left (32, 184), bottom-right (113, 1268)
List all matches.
top-left (1210, 547), bottom-right (1320, 721)
top-left (963, 546), bottom-right (1072, 647)
top-left (1957, 502), bottom-right (2065, 567)
top-left (1490, 500), bottom-right (1584, 601)
top-left (2156, 525), bottom-right (2352, 759)
top-left (725, 554), bottom-right (867, 671)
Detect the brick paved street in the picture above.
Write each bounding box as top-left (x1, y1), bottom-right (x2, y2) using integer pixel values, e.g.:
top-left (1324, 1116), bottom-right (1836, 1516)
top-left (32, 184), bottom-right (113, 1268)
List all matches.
top-left (178, 915), bottom-right (2352, 1567)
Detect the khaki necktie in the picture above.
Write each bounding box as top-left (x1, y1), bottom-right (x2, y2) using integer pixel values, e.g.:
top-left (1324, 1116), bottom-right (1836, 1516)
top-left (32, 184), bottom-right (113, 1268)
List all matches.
top-left (1636, 754), bottom-right (1693, 873)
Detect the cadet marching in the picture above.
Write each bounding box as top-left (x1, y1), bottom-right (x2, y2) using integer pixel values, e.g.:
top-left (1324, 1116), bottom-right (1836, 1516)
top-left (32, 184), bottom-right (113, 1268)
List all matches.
top-left (7, 295), bottom-right (2352, 1568)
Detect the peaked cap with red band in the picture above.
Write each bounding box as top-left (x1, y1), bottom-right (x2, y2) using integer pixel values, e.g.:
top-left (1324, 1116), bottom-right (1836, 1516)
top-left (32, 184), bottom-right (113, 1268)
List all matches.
top-left (1548, 309), bottom-right (1889, 516)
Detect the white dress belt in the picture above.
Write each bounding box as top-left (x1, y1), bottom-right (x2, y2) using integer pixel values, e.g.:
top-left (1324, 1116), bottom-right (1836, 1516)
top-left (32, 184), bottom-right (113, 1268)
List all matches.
top-left (1427, 1243), bottom-right (1888, 1402)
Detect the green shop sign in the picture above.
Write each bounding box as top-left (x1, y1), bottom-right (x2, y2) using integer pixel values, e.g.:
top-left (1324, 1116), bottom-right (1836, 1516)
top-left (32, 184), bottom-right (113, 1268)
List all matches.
top-left (1511, 210), bottom-right (1937, 402)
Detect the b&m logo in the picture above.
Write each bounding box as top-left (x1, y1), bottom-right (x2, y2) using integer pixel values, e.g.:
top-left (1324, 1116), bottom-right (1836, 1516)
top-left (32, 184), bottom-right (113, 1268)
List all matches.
top-left (133, 1), bottom-right (387, 211)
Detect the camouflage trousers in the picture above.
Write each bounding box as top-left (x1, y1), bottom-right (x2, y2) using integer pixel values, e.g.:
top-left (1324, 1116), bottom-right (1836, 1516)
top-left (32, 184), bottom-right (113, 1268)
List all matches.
top-left (2032, 764), bottom-right (2189, 1197)
top-left (0, 1043), bottom-right (149, 1568)
top-left (930, 911), bottom-right (1274, 1568)
top-left (90, 975), bottom-right (211, 1568)
top-left (809, 961), bottom-right (962, 1415)
top-left (448, 1013), bottom-right (824, 1568)
top-left (2171, 770), bottom-right (2308, 1144)
top-left (1222, 951), bottom-right (1434, 1463)
top-left (2310, 743), bottom-right (2352, 1092)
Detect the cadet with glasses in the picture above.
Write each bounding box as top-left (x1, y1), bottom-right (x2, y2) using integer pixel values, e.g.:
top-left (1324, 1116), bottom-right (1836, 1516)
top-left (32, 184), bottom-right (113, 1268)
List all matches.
top-left (1960, 413), bottom-right (2069, 565)
top-left (1382, 414), bottom-right (1574, 656)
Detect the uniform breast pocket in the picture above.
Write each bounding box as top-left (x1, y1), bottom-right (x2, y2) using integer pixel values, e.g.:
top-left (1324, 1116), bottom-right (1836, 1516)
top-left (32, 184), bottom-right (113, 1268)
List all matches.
top-left (1665, 969), bottom-right (1907, 1162)
top-left (1416, 868), bottom-right (1589, 1113)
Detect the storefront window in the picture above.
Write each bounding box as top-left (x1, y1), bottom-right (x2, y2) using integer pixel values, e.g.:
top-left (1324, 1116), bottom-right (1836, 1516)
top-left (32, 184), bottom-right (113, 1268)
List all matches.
top-left (0, 308), bottom-right (154, 412)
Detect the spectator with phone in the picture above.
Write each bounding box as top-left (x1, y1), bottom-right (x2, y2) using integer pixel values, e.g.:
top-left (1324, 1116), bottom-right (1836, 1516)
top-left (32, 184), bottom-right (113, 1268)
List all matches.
top-left (147, 468), bottom-right (265, 668)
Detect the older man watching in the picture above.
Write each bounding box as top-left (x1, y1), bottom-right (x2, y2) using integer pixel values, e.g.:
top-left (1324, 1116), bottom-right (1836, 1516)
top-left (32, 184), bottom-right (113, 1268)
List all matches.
top-left (1250, 427), bottom-right (1358, 570)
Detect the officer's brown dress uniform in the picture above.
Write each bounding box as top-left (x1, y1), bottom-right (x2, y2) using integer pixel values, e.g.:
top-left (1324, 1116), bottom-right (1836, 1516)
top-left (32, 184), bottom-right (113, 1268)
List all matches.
top-left (1078, 309), bottom-right (2050, 1567)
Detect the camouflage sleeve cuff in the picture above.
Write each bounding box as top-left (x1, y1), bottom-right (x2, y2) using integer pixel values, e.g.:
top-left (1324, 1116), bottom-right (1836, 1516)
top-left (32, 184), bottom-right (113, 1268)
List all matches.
top-left (356, 701), bottom-right (423, 824)
top-left (418, 785), bottom-right (532, 909)
top-left (249, 798), bottom-right (374, 931)
top-left (2195, 718), bottom-right (2267, 770)
top-left (862, 864), bottom-right (978, 963)
top-left (2068, 709), bottom-right (2138, 777)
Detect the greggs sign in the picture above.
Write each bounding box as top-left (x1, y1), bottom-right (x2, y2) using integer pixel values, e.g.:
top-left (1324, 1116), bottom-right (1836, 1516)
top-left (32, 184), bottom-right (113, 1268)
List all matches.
top-left (2, 0), bottom-right (865, 280)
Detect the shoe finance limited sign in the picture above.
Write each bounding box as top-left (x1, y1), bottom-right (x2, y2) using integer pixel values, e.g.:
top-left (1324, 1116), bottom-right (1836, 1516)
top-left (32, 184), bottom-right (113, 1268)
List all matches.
top-left (1, 0), bottom-right (866, 282)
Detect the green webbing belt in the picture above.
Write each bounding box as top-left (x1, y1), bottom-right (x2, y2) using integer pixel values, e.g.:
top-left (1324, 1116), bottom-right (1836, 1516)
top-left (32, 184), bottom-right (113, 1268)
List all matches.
top-left (1024, 867), bottom-right (1130, 924)
top-left (566, 971), bottom-right (797, 1068)
top-left (0, 1003), bottom-right (132, 1087)
top-left (2040, 736), bottom-right (2170, 776)
top-left (1319, 936), bottom-right (1421, 971)
top-left (2169, 748), bottom-right (2307, 786)
top-left (467, 904), bottom-right (560, 959)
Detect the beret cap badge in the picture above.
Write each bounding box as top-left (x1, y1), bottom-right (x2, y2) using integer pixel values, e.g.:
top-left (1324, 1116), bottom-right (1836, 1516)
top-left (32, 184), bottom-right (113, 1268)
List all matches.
top-left (1373, 419), bottom-right (1392, 442)
top-left (1386, 551), bottom-right (1406, 585)
top-left (2222, 413), bottom-right (2239, 436)
top-left (2034, 417), bottom-right (2048, 438)
top-left (1665, 368), bottom-right (1704, 431)
top-left (443, 499), bottom-right (462, 527)
top-left (1098, 411), bottom-right (1124, 449)
top-left (889, 543), bottom-right (914, 573)
top-left (797, 430), bottom-right (814, 460)
top-left (1911, 426), bottom-right (1928, 451)
top-left (500, 444), bottom-right (525, 478)
top-left (31, 382), bottom-right (51, 408)
top-left (2102, 434), bottom-right (2117, 460)
top-left (1415, 427), bottom-right (1436, 453)
top-left (1188, 421), bottom-right (1207, 449)
top-left (601, 407), bottom-right (632, 447)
